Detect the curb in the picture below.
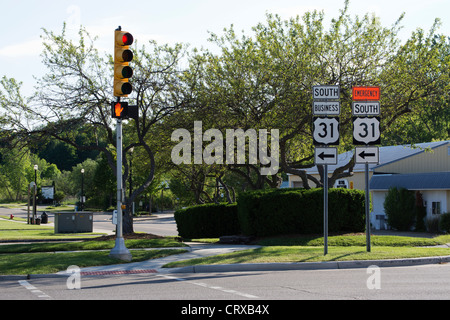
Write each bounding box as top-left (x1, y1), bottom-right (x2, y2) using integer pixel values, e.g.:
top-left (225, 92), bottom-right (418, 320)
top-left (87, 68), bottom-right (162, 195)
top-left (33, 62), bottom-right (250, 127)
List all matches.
top-left (1, 255), bottom-right (449, 280)
top-left (167, 255), bottom-right (450, 273)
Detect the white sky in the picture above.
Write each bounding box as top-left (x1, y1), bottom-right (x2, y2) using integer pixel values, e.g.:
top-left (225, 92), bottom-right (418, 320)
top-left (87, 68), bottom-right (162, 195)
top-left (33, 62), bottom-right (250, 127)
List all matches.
top-left (2, 0), bottom-right (450, 96)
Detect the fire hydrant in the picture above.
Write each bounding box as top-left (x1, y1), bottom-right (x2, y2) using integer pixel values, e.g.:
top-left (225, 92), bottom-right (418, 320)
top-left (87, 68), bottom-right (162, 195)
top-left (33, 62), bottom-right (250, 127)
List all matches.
top-left (10, 214), bottom-right (14, 220)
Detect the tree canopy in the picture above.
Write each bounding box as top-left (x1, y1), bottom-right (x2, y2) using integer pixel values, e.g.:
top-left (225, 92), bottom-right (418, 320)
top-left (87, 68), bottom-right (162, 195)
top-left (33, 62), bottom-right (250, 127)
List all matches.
top-left (1, 2), bottom-right (449, 233)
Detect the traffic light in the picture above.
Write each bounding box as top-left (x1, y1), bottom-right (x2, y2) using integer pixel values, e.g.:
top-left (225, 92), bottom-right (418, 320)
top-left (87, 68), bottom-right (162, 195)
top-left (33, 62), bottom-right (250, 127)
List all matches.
top-left (112, 101), bottom-right (129, 119)
top-left (114, 29), bottom-right (134, 97)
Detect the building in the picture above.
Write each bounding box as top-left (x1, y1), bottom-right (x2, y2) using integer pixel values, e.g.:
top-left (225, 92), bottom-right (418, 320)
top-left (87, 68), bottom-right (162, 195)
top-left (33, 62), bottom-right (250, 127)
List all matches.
top-left (288, 140), bottom-right (450, 230)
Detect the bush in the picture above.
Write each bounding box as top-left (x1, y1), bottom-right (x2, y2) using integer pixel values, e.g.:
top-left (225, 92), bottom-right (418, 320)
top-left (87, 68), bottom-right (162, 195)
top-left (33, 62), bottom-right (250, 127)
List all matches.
top-left (439, 212), bottom-right (450, 233)
top-left (237, 188), bottom-right (366, 237)
top-left (174, 203), bottom-right (239, 239)
top-left (383, 187), bottom-right (415, 231)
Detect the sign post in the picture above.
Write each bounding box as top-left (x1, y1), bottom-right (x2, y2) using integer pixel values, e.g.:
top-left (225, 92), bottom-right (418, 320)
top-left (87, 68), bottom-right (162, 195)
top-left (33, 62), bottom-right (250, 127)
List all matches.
top-left (352, 86), bottom-right (381, 253)
top-left (313, 85), bottom-right (340, 255)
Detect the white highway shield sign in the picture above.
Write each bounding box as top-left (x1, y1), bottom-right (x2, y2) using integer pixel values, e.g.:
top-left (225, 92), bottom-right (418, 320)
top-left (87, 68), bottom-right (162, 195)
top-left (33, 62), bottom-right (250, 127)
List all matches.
top-left (313, 117), bottom-right (340, 145)
top-left (353, 117), bottom-right (381, 145)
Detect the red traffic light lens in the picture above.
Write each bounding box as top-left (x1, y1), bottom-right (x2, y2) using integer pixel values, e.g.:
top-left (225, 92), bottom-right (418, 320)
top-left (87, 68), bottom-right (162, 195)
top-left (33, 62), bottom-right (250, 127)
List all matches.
top-left (122, 33), bottom-right (133, 46)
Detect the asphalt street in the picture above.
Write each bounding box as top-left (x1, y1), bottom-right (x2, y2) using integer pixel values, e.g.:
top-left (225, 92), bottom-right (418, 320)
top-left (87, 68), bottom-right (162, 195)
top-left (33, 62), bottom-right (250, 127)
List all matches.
top-left (2, 264), bottom-right (450, 300)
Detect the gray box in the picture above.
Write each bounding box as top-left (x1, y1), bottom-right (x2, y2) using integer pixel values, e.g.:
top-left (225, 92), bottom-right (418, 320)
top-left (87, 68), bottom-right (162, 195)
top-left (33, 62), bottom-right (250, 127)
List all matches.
top-left (54, 212), bottom-right (93, 233)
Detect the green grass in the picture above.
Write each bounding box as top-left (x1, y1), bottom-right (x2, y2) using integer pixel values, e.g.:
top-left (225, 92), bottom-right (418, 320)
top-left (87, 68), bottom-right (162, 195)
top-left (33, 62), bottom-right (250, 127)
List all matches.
top-left (256, 234), bottom-right (450, 247)
top-left (0, 237), bottom-right (187, 254)
top-left (0, 218), bottom-right (187, 275)
top-left (0, 249), bottom-right (188, 275)
top-left (164, 245), bottom-right (450, 268)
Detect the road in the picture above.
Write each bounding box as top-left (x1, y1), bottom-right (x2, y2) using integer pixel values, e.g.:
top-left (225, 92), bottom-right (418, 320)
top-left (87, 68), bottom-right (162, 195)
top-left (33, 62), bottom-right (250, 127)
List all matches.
top-left (2, 264), bottom-right (450, 302)
top-left (0, 205), bottom-right (179, 237)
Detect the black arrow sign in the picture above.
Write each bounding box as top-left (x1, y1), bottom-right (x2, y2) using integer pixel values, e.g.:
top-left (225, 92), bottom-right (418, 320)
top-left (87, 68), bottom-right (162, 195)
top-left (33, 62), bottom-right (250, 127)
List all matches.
top-left (358, 151), bottom-right (376, 159)
top-left (319, 152), bottom-right (336, 161)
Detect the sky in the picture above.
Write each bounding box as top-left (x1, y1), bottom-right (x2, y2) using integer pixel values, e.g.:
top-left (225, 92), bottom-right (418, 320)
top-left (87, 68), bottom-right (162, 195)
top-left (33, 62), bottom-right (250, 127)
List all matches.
top-left (2, 0), bottom-right (450, 96)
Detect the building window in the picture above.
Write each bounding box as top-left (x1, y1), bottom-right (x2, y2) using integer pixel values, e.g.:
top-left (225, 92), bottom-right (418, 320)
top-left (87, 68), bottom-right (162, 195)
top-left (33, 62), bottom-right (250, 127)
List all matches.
top-left (432, 202), bottom-right (441, 215)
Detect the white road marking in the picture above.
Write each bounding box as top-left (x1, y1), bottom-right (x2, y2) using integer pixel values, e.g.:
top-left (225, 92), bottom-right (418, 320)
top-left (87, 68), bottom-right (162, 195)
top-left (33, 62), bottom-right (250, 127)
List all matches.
top-left (157, 274), bottom-right (258, 299)
top-left (18, 280), bottom-right (52, 300)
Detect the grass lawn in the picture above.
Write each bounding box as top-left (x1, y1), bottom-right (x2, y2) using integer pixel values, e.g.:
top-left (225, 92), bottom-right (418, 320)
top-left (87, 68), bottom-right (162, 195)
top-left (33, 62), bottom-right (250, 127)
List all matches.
top-left (163, 233), bottom-right (450, 268)
top-left (164, 245), bottom-right (450, 268)
top-left (0, 218), bottom-right (187, 275)
top-left (0, 249), bottom-right (188, 275)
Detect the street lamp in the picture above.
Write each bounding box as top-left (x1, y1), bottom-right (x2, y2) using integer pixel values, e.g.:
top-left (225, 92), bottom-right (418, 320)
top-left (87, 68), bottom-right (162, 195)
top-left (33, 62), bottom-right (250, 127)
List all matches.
top-left (80, 169), bottom-right (85, 211)
top-left (33, 165), bottom-right (38, 224)
top-left (128, 147), bottom-right (134, 214)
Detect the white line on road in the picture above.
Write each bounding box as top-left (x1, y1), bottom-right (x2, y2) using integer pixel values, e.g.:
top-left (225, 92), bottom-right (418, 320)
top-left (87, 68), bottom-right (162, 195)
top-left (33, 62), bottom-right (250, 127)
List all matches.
top-left (18, 280), bottom-right (52, 300)
top-left (157, 274), bottom-right (258, 299)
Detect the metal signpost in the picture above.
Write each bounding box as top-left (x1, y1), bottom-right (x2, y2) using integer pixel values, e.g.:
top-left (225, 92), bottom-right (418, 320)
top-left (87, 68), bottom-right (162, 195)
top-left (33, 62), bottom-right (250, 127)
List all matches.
top-left (313, 85), bottom-right (340, 255)
top-left (352, 86), bottom-right (381, 253)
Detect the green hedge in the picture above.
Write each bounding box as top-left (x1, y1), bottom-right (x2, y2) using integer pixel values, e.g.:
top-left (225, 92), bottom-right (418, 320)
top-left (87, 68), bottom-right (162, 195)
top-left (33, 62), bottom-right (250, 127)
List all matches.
top-left (237, 188), bottom-right (366, 237)
top-left (174, 203), bottom-right (239, 239)
top-left (174, 188), bottom-right (366, 239)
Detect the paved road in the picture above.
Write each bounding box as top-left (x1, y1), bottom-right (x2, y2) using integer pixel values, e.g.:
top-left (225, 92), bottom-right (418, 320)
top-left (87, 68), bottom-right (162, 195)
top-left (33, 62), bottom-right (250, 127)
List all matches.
top-left (0, 205), bottom-right (179, 237)
top-left (2, 263), bottom-right (450, 301)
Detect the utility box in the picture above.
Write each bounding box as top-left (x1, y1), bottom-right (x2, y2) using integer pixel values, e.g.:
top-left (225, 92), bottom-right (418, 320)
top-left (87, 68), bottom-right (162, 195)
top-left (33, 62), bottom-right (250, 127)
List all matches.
top-left (54, 212), bottom-right (93, 233)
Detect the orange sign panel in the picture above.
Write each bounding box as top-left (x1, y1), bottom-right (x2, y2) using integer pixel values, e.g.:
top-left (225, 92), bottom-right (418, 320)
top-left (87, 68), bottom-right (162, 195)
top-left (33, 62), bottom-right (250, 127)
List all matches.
top-left (352, 87), bottom-right (380, 101)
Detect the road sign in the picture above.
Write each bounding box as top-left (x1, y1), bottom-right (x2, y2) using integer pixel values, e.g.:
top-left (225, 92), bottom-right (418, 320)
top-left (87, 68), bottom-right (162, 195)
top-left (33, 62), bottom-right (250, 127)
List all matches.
top-left (352, 86), bottom-right (380, 101)
top-left (313, 117), bottom-right (340, 145)
top-left (315, 147), bottom-right (338, 165)
top-left (355, 146), bottom-right (379, 164)
top-left (353, 117), bottom-right (381, 145)
top-left (352, 101), bottom-right (380, 116)
top-left (313, 85), bottom-right (340, 100)
top-left (313, 101), bottom-right (340, 116)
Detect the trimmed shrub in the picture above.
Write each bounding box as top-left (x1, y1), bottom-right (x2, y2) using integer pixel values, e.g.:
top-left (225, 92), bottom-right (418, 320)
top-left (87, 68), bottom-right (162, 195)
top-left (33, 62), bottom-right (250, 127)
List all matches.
top-left (383, 187), bottom-right (415, 231)
top-left (174, 203), bottom-right (239, 239)
top-left (439, 212), bottom-right (450, 233)
top-left (237, 188), bottom-right (366, 237)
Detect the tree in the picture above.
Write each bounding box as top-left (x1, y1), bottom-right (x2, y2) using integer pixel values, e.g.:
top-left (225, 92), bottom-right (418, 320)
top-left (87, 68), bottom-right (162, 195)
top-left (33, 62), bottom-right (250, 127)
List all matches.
top-left (0, 24), bottom-right (190, 234)
top-left (181, 2), bottom-right (450, 189)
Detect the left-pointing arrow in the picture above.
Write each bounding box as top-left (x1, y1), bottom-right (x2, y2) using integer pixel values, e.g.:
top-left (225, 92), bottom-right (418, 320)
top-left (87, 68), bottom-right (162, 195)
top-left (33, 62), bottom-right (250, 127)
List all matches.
top-left (359, 151), bottom-right (376, 159)
top-left (319, 152), bottom-right (335, 160)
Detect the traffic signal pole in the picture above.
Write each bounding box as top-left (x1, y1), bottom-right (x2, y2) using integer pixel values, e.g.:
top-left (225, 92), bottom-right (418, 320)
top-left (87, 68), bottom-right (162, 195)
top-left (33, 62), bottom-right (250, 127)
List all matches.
top-left (109, 104), bottom-right (132, 261)
top-left (110, 27), bottom-right (133, 261)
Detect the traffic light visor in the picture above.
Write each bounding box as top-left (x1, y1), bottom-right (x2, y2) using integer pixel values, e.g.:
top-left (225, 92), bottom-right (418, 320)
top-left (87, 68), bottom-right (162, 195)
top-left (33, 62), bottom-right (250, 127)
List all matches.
top-left (114, 81), bottom-right (132, 96)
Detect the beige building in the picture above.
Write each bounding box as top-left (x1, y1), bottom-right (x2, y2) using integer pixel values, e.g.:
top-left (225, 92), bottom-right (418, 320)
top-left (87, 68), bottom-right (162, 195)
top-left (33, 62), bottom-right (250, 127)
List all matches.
top-left (288, 140), bottom-right (450, 230)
